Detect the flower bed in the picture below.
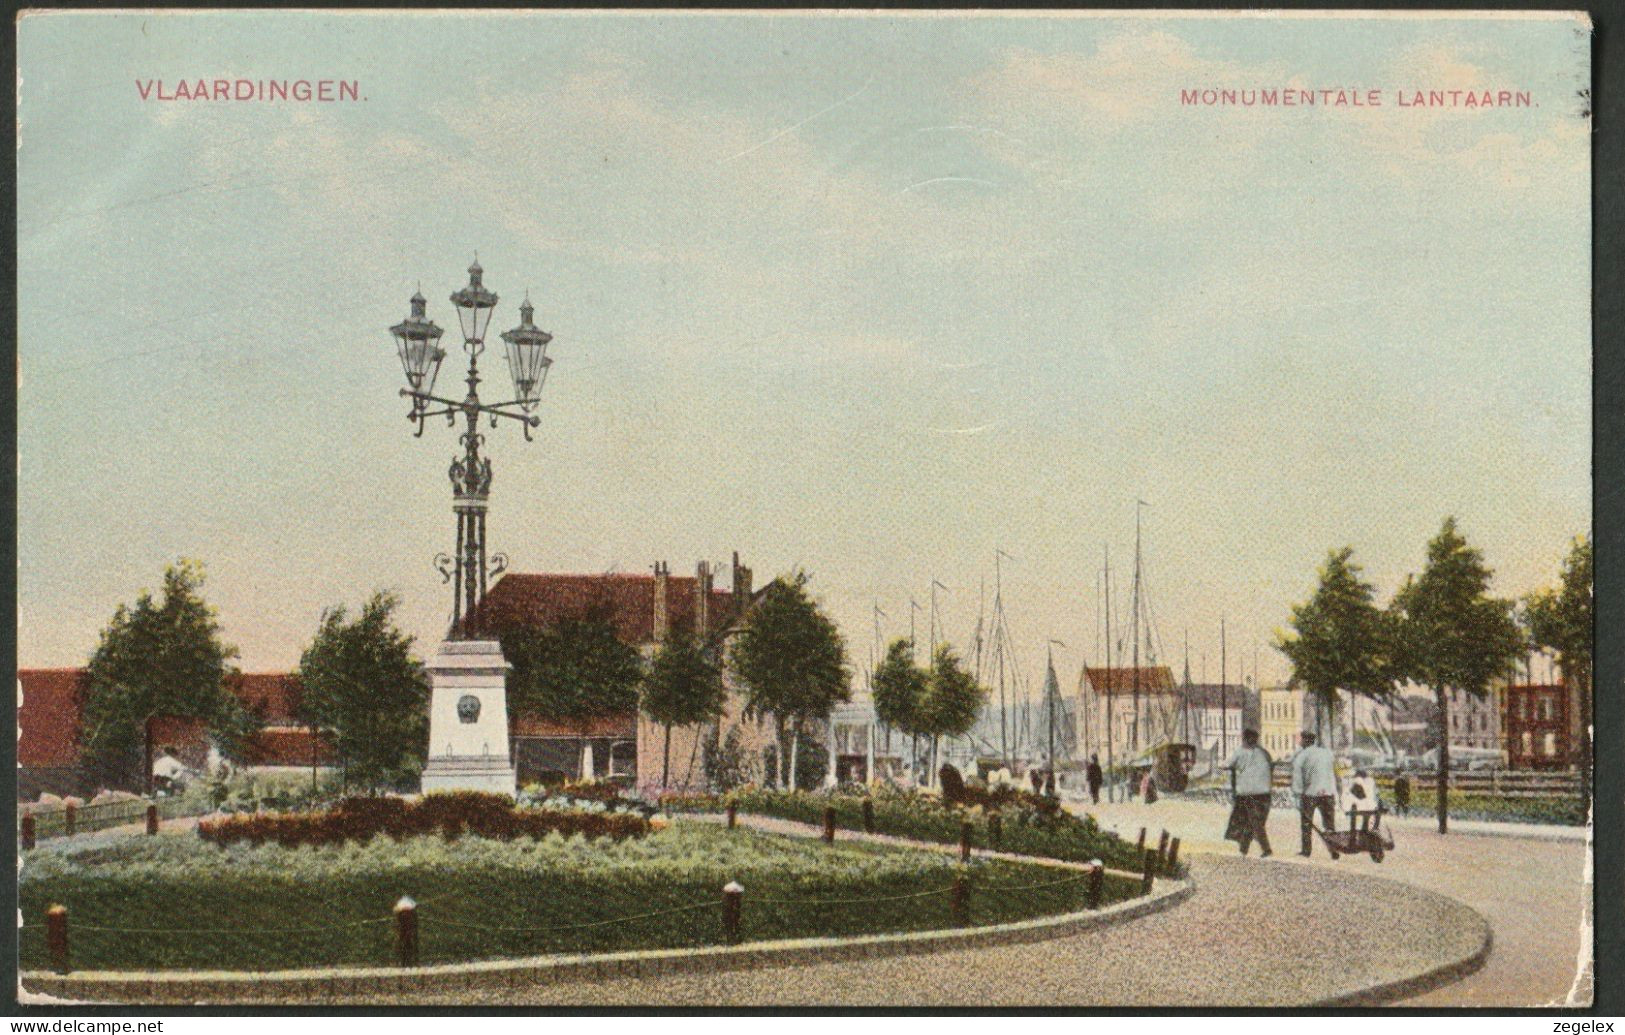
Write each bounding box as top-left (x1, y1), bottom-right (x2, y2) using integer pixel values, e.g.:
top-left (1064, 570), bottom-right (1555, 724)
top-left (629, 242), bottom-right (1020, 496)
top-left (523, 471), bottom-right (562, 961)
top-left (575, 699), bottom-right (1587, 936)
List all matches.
top-left (197, 791), bottom-right (649, 848)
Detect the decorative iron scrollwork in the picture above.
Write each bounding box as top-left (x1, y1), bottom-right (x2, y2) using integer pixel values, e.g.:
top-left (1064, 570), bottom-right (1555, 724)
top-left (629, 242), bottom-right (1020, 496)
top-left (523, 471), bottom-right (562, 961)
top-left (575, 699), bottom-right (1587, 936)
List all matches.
top-left (433, 552), bottom-right (455, 583)
top-left (488, 552), bottom-right (509, 579)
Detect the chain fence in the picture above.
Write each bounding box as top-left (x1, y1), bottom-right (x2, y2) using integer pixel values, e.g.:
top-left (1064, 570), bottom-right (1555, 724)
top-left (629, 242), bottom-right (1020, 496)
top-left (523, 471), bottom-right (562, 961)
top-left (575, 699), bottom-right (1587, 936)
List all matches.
top-left (19, 852), bottom-right (1151, 974)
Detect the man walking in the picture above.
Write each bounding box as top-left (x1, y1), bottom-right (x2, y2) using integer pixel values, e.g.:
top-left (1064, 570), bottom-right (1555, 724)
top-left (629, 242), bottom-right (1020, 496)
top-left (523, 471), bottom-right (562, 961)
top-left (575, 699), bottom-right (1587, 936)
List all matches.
top-left (1086, 753), bottom-right (1103, 805)
top-left (1224, 729), bottom-right (1274, 857)
top-left (1292, 730), bottom-right (1338, 857)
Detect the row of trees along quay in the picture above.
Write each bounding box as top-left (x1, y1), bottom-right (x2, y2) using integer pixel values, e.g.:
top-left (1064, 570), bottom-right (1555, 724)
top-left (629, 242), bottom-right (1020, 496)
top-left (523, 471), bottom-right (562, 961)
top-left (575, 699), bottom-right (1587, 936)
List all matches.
top-left (1276, 517), bottom-right (1592, 834)
top-left (870, 639), bottom-right (988, 786)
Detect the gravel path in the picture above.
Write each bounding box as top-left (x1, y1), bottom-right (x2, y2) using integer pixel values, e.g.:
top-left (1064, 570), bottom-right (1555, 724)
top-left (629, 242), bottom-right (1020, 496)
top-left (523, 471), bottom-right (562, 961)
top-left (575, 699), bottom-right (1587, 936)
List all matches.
top-left (1076, 795), bottom-right (1592, 1007)
top-left (252, 821), bottom-right (1485, 1008)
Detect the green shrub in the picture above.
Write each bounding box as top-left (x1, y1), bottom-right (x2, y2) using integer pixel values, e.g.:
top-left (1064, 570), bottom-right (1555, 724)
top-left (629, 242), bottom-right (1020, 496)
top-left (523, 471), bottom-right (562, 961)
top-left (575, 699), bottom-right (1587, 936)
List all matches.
top-left (195, 791), bottom-right (649, 849)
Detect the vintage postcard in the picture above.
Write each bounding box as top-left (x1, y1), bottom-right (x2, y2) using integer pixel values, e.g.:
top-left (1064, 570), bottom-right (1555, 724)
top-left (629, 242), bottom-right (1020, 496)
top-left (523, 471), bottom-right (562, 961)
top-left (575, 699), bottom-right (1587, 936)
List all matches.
top-left (14, 8), bottom-right (1593, 1011)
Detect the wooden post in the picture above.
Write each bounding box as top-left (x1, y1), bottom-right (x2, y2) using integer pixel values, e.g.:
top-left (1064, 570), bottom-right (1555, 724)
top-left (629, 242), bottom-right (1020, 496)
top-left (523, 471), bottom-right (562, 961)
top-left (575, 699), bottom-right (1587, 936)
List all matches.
top-left (1086, 860), bottom-right (1104, 910)
top-left (960, 819), bottom-right (972, 863)
top-left (862, 797), bottom-right (875, 834)
top-left (722, 881), bottom-right (744, 944)
top-left (146, 804), bottom-right (159, 836)
top-left (1140, 847), bottom-right (1156, 896)
top-left (1166, 836), bottom-right (1182, 875)
top-left (989, 811), bottom-right (1002, 850)
top-left (20, 814), bottom-right (35, 851)
top-left (64, 803), bottom-right (76, 838)
top-left (46, 905), bottom-right (68, 974)
top-left (394, 896), bottom-right (418, 967)
top-left (951, 873), bottom-right (970, 927)
top-left (1136, 826), bottom-right (1145, 852)
top-left (823, 806), bottom-right (836, 844)
top-left (1156, 829), bottom-right (1170, 869)
top-left (726, 802), bottom-right (737, 830)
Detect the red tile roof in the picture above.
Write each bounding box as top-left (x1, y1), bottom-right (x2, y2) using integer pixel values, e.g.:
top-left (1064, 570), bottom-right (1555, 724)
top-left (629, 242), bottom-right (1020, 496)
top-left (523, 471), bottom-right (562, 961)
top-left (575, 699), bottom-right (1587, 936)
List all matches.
top-left (1084, 666), bottom-right (1177, 695)
top-left (244, 727), bottom-right (336, 767)
top-left (512, 714), bottom-right (637, 739)
top-left (17, 669), bottom-right (83, 767)
top-left (227, 672), bottom-right (305, 725)
top-left (468, 573), bottom-right (737, 645)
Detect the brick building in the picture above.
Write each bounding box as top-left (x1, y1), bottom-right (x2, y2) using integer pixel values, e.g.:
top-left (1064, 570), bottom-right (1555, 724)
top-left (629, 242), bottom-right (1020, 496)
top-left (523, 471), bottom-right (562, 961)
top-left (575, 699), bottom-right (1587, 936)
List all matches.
top-left (16, 669), bottom-right (335, 798)
top-left (1503, 683), bottom-right (1573, 769)
top-left (466, 552), bottom-right (778, 790)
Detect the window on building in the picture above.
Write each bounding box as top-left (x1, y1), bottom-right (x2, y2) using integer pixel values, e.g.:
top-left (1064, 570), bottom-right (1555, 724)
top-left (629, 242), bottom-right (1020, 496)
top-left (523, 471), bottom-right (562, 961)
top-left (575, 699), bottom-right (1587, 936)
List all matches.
top-left (1543, 733), bottom-right (1558, 758)
top-left (1521, 732), bottom-right (1533, 757)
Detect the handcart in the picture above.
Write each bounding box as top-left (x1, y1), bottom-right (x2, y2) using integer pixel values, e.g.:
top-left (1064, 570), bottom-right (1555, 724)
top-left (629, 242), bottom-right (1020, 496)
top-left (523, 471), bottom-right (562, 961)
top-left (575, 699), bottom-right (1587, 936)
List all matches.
top-left (1311, 805), bottom-right (1395, 862)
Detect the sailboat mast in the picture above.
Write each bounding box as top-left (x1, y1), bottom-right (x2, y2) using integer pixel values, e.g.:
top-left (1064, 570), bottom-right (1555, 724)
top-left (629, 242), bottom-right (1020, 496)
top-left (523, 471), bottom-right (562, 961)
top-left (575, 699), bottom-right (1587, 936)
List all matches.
top-left (996, 552), bottom-right (1009, 768)
top-left (1103, 544), bottom-right (1113, 797)
top-left (1131, 503), bottom-right (1143, 754)
top-left (1220, 618), bottom-right (1229, 759)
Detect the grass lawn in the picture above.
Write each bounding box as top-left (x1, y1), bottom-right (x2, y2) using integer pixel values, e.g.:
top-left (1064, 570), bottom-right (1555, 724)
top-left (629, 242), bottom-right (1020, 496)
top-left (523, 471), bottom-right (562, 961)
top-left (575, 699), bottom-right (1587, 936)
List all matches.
top-left (20, 822), bottom-right (1139, 972)
top-left (671, 788), bottom-right (1153, 872)
top-left (1386, 789), bottom-right (1588, 826)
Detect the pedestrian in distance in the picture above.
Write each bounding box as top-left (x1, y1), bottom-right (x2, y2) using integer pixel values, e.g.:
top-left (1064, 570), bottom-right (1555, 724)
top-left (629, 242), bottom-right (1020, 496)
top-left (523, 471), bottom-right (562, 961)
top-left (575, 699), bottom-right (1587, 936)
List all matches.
top-left (1086, 753), bottom-right (1103, 805)
top-left (1141, 768), bottom-right (1158, 804)
top-left (1223, 728), bottom-right (1274, 857)
top-left (1393, 772), bottom-right (1411, 817)
top-left (1292, 730), bottom-right (1339, 857)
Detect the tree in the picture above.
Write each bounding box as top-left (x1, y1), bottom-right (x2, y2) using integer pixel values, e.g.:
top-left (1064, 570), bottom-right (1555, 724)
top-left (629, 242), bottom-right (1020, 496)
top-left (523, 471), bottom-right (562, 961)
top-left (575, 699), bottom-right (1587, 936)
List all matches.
top-left (920, 644), bottom-right (987, 783)
top-left (641, 631), bottom-right (726, 788)
top-left (500, 608), bottom-right (645, 780)
top-left (1524, 534), bottom-right (1593, 796)
top-left (299, 591), bottom-right (428, 793)
top-left (871, 637), bottom-right (928, 775)
top-left (729, 571), bottom-right (852, 789)
top-left (1390, 518), bottom-right (1524, 833)
top-left (1276, 547), bottom-right (1398, 745)
top-left (81, 560), bottom-right (251, 791)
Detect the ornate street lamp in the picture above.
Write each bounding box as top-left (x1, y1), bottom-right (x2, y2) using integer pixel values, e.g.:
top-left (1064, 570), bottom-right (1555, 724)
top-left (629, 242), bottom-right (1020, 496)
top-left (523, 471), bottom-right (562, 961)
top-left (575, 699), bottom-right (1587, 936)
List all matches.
top-left (390, 259), bottom-right (554, 636)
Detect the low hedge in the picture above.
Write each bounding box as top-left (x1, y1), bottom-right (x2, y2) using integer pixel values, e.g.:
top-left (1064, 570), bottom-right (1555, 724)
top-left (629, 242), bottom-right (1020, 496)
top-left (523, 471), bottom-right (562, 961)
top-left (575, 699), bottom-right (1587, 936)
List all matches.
top-left (197, 791), bottom-right (649, 848)
top-left (667, 786), bottom-right (1157, 873)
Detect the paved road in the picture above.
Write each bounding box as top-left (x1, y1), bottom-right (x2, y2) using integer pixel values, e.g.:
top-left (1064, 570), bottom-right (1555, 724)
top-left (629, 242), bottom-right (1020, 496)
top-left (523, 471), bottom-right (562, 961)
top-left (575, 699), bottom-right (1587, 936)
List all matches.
top-left (1080, 796), bottom-right (1593, 1007)
top-left (272, 817), bottom-right (1487, 1008)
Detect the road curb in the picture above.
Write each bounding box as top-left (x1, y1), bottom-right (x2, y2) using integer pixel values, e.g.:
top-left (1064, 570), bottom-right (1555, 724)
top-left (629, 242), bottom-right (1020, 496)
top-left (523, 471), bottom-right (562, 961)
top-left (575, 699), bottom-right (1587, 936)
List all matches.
top-left (1311, 909), bottom-right (1494, 1006)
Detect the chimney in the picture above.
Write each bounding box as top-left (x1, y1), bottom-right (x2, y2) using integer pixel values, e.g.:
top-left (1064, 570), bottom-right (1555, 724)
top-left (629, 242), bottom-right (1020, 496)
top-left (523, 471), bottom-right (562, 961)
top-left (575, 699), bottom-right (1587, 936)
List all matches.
top-left (695, 560), bottom-right (712, 638)
top-left (652, 561), bottom-right (670, 642)
top-left (732, 551), bottom-right (753, 614)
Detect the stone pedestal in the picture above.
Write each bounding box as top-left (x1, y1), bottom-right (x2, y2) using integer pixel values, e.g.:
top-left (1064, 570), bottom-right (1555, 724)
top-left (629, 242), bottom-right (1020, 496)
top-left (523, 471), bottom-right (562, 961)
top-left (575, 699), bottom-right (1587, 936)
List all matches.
top-left (420, 639), bottom-right (517, 795)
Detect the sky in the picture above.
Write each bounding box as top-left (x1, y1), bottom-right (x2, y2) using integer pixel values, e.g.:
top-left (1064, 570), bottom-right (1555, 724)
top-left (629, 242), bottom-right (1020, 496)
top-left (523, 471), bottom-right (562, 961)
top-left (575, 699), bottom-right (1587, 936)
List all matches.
top-left (17, 11), bottom-right (1591, 694)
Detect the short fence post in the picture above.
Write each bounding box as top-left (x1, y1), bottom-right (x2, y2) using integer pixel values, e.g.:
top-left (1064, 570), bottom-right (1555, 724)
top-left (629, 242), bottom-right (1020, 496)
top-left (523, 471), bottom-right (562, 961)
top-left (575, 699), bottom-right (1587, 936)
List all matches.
top-left (862, 797), bottom-right (875, 834)
top-left (64, 803), bottom-right (77, 838)
top-left (1156, 829), bottom-right (1169, 869)
top-left (1136, 826), bottom-right (1145, 852)
top-left (21, 814), bottom-right (35, 851)
top-left (951, 873), bottom-right (970, 927)
top-left (1166, 837), bottom-right (1181, 875)
top-left (823, 806), bottom-right (836, 844)
top-left (722, 881), bottom-right (744, 944)
top-left (960, 819), bottom-right (972, 863)
top-left (46, 905), bottom-right (69, 974)
top-left (146, 803), bottom-right (159, 836)
top-left (1140, 847), bottom-right (1156, 896)
top-left (989, 811), bottom-right (1002, 850)
top-left (394, 896), bottom-right (418, 967)
top-left (1086, 860), bottom-right (1104, 910)
top-left (726, 802), bottom-right (737, 830)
